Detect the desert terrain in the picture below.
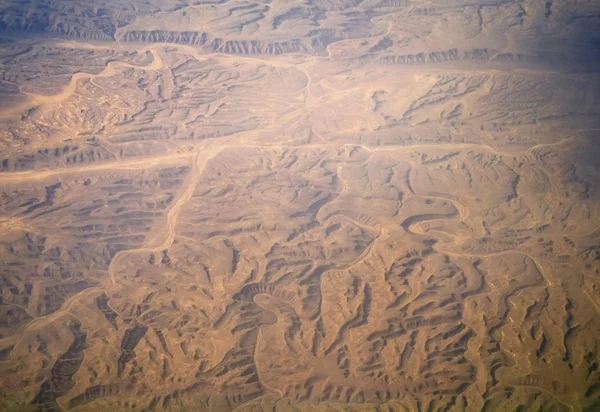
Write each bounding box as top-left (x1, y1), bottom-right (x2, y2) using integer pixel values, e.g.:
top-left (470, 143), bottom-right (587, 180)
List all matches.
top-left (0, 0), bottom-right (599, 411)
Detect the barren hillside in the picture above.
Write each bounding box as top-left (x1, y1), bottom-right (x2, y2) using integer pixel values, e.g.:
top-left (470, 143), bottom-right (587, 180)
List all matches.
top-left (0, 0), bottom-right (599, 411)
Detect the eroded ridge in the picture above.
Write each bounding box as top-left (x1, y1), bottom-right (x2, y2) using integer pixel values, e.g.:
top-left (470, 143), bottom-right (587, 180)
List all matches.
top-left (0, 0), bottom-right (599, 411)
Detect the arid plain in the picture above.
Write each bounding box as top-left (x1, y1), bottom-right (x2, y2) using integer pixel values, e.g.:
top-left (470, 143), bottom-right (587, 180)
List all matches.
top-left (0, 0), bottom-right (599, 411)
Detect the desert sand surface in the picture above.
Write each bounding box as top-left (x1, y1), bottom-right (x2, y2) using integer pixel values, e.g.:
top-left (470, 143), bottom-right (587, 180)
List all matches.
top-left (0, 0), bottom-right (599, 411)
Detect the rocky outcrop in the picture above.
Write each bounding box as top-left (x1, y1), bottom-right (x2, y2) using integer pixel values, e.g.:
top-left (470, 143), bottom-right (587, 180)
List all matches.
top-left (121, 30), bottom-right (208, 46)
top-left (31, 322), bottom-right (87, 411)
